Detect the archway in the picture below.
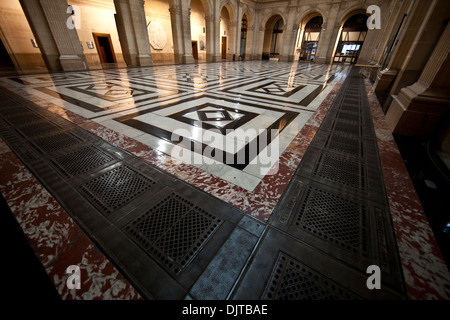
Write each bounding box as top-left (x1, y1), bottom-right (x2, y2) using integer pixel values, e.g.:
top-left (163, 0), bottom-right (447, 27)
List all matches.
top-left (296, 15), bottom-right (323, 62)
top-left (262, 15), bottom-right (284, 60)
top-left (333, 13), bottom-right (368, 64)
top-left (190, 0), bottom-right (207, 61)
top-left (220, 5), bottom-right (234, 60)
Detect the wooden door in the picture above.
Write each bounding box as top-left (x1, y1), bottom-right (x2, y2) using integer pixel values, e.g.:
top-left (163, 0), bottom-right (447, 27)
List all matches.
top-left (93, 33), bottom-right (117, 63)
top-left (221, 37), bottom-right (227, 59)
top-left (191, 41), bottom-right (198, 60)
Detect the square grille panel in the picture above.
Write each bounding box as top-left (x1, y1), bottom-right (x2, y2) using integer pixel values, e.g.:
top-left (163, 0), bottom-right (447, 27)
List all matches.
top-left (124, 193), bottom-right (222, 274)
top-left (80, 165), bottom-right (155, 215)
top-left (295, 187), bottom-right (369, 256)
top-left (53, 146), bottom-right (115, 177)
top-left (326, 134), bottom-right (362, 156)
top-left (314, 153), bottom-right (365, 191)
top-left (5, 112), bottom-right (43, 125)
top-left (262, 252), bottom-right (359, 300)
top-left (333, 119), bottom-right (361, 136)
top-left (18, 120), bottom-right (61, 137)
top-left (32, 131), bottom-right (82, 153)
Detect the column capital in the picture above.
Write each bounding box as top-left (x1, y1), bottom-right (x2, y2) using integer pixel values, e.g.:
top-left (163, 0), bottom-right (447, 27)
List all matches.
top-left (168, 5), bottom-right (181, 14)
top-left (204, 14), bottom-right (215, 22)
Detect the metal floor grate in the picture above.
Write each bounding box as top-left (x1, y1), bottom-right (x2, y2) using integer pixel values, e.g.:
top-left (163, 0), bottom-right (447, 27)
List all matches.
top-left (314, 153), bottom-right (365, 191)
top-left (124, 193), bottom-right (222, 274)
top-left (79, 164), bottom-right (156, 215)
top-left (261, 252), bottom-right (360, 300)
top-left (325, 133), bottom-right (362, 156)
top-left (52, 146), bottom-right (115, 177)
top-left (265, 69), bottom-right (406, 300)
top-left (32, 131), bottom-right (83, 153)
top-left (294, 186), bottom-right (369, 256)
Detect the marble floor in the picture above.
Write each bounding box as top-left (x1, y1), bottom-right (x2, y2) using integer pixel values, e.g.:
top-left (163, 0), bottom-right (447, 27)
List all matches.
top-left (0, 61), bottom-right (449, 300)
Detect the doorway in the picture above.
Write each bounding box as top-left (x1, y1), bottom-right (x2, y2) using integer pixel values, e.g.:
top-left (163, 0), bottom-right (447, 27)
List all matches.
top-left (298, 16), bottom-right (323, 62)
top-left (240, 16), bottom-right (248, 60)
top-left (192, 41), bottom-right (198, 60)
top-left (221, 37), bottom-right (227, 59)
top-left (333, 14), bottom-right (368, 64)
top-left (93, 33), bottom-right (116, 64)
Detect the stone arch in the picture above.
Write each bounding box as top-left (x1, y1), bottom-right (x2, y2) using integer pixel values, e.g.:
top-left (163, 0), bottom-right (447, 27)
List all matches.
top-left (338, 7), bottom-right (369, 27)
top-left (188, 0), bottom-right (212, 17)
top-left (261, 13), bottom-right (286, 60)
top-left (220, 1), bottom-right (235, 22)
top-left (294, 11), bottom-right (324, 62)
top-left (332, 8), bottom-right (370, 64)
top-left (239, 9), bottom-right (252, 60)
top-left (219, 2), bottom-right (235, 59)
top-left (261, 11), bottom-right (287, 31)
top-left (296, 9), bottom-right (326, 29)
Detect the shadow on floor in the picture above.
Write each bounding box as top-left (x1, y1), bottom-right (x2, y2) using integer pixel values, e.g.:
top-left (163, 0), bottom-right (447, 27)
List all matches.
top-left (0, 193), bottom-right (61, 300)
top-left (394, 134), bottom-right (450, 273)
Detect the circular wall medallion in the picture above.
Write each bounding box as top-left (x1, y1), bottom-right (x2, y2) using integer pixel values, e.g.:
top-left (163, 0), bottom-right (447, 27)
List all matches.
top-left (148, 21), bottom-right (167, 50)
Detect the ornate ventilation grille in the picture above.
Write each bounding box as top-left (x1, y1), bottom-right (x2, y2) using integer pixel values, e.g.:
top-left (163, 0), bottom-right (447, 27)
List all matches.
top-left (124, 193), bottom-right (222, 274)
top-left (262, 252), bottom-right (359, 300)
top-left (52, 146), bottom-right (115, 177)
top-left (295, 187), bottom-right (369, 257)
top-left (79, 164), bottom-right (155, 215)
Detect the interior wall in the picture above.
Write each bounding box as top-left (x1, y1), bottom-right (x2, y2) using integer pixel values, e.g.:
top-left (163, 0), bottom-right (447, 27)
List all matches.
top-left (190, 0), bottom-right (206, 61)
top-left (220, 6), bottom-right (230, 60)
top-left (68, 0), bottom-right (125, 68)
top-left (145, 0), bottom-right (174, 64)
top-left (0, 0), bottom-right (45, 70)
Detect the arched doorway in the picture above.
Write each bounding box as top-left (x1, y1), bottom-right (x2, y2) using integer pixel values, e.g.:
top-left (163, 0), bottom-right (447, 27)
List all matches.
top-left (262, 15), bottom-right (284, 60)
top-left (297, 15), bottom-right (323, 62)
top-left (190, 0), bottom-right (207, 61)
top-left (220, 5), bottom-right (234, 60)
top-left (333, 13), bottom-right (368, 64)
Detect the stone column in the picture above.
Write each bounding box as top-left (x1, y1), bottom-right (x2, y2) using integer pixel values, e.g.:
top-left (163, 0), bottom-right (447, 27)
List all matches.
top-left (371, 0), bottom-right (408, 65)
top-left (206, 14), bottom-right (220, 62)
top-left (180, 4), bottom-right (194, 64)
top-left (114, 0), bottom-right (153, 67)
top-left (169, 5), bottom-right (184, 64)
top-left (227, 20), bottom-right (237, 60)
top-left (315, 2), bottom-right (341, 64)
top-left (19, 0), bottom-right (87, 71)
top-left (385, 21), bottom-right (450, 138)
top-left (245, 26), bottom-right (254, 60)
top-left (374, 0), bottom-right (448, 106)
top-left (279, 8), bottom-right (297, 62)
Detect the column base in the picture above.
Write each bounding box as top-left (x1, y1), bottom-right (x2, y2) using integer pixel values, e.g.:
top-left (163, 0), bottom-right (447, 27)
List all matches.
top-left (374, 69), bottom-right (398, 93)
top-left (206, 54), bottom-right (222, 63)
top-left (182, 54), bottom-right (195, 64)
top-left (136, 55), bottom-right (153, 67)
top-left (374, 68), bottom-right (398, 111)
top-left (386, 83), bottom-right (450, 138)
top-left (59, 55), bottom-right (87, 72)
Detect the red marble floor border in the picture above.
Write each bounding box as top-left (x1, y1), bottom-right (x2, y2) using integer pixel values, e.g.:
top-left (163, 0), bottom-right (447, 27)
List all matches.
top-left (365, 78), bottom-right (450, 299)
top-left (0, 139), bottom-right (142, 300)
